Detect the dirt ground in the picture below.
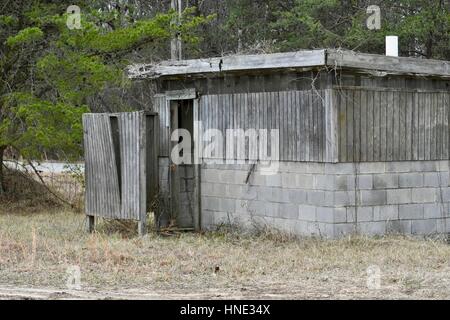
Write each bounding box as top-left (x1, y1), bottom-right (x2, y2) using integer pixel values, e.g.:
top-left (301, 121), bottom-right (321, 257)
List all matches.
top-left (0, 210), bottom-right (449, 300)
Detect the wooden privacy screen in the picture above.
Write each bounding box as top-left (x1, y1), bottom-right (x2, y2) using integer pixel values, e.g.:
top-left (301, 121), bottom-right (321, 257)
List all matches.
top-left (82, 111), bottom-right (158, 226)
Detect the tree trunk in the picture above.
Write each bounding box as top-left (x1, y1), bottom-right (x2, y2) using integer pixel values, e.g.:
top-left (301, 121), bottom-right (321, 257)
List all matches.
top-left (0, 146), bottom-right (5, 194)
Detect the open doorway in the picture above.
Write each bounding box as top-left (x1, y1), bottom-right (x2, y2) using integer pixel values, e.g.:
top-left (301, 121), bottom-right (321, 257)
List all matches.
top-left (169, 98), bottom-right (199, 230)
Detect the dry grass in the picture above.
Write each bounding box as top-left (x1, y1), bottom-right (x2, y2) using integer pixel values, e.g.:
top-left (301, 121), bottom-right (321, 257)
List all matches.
top-left (0, 210), bottom-right (449, 299)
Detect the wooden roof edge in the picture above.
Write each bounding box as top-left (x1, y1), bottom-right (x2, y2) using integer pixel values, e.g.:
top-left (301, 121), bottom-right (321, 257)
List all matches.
top-left (326, 49), bottom-right (450, 79)
top-left (127, 49), bottom-right (450, 80)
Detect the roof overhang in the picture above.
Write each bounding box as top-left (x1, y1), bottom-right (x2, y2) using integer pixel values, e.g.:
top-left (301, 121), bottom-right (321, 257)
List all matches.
top-left (128, 49), bottom-right (450, 80)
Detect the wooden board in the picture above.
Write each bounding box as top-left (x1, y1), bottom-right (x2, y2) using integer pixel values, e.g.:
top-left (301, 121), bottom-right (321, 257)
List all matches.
top-left (336, 88), bottom-right (450, 162)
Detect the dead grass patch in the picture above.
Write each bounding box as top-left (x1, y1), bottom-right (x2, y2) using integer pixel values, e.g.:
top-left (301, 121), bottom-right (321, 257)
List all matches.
top-left (0, 210), bottom-right (449, 299)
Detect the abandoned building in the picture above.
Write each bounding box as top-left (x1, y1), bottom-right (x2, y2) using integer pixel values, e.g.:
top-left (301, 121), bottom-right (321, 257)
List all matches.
top-left (84, 49), bottom-right (450, 238)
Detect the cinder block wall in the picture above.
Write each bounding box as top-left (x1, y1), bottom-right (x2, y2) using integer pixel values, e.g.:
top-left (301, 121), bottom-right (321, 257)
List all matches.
top-left (200, 161), bottom-right (450, 238)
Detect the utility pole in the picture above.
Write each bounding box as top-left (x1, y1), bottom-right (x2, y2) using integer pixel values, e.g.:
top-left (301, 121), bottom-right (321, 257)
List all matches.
top-left (171, 0), bottom-right (182, 60)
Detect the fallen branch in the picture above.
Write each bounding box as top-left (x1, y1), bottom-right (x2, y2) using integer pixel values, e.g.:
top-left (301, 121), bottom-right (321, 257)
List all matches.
top-left (26, 160), bottom-right (74, 208)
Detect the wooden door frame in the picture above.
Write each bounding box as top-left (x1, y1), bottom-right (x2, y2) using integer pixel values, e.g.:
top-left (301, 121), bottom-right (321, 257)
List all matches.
top-left (165, 89), bottom-right (201, 231)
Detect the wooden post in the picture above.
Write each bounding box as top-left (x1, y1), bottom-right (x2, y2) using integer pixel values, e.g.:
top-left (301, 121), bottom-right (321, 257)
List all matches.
top-left (138, 219), bottom-right (147, 236)
top-left (138, 111), bottom-right (148, 236)
top-left (0, 146), bottom-right (6, 194)
top-left (86, 215), bottom-right (95, 233)
top-left (170, 0), bottom-right (182, 61)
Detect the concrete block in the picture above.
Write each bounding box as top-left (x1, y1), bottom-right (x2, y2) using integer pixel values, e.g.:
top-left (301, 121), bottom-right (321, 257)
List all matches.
top-left (399, 204), bottom-right (424, 220)
top-left (249, 173), bottom-right (266, 186)
top-left (287, 189), bottom-right (308, 204)
top-left (334, 191), bottom-right (356, 207)
top-left (213, 183), bottom-right (227, 197)
top-left (271, 188), bottom-right (291, 203)
top-left (202, 196), bottom-right (220, 211)
top-left (411, 188), bottom-right (437, 203)
top-left (411, 219), bottom-right (437, 235)
top-left (201, 182), bottom-right (215, 196)
top-left (256, 186), bottom-right (272, 202)
top-left (334, 223), bottom-right (357, 238)
top-left (265, 174), bottom-right (282, 187)
top-left (314, 175), bottom-right (335, 190)
top-left (232, 170), bottom-right (248, 185)
top-left (295, 174), bottom-right (314, 189)
top-left (423, 173), bottom-right (440, 187)
top-left (333, 207), bottom-right (347, 223)
top-left (436, 218), bottom-right (450, 233)
top-left (356, 207), bottom-right (373, 222)
top-left (439, 172), bottom-right (450, 187)
top-left (307, 190), bottom-right (325, 206)
top-left (386, 220), bottom-right (411, 234)
top-left (284, 162), bottom-right (308, 173)
top-left (218, 198), bottom-right (236, 213)
top-left (373, 174), bottom-right (398, 189)
top-left (357, 221), bottom-right (386, 236)
top-left (316, 207), bottom-right (334, 223)
top-left (298, 205), bottom-right (316, 221)
top-left (436, 161), bottom-right (449, 172)
top-left (281, 173), bottom-right (296, 188)
top-left (419, 161), bottom-right (438, 172)
top-left (325, 163), bottom-right (354, 174)
top-left (306, 163), bottom-right (326, 174)
top-left (201, 210), bottom-right (215, 229)
top-left (346, 207), bottom-right (356, 223)
top-left (279, 203), bottom-right (298, 219)
top-left (358, 162), bottom-right (385, 174)
top-left (241, 186), bottom-right (258, 200)
top-left (264, 202), bottom-right (281, 217)
top-left (246, 200), bottom-right (267, 216)
top-left (323, 191), bottom-right (335, 207)
top-left (399, 173), bottom-right (423, 188)
top-left (357, 175), bottom-right (373, 189)
top-left (442, 188), bottom-right (450, 202)
top-left (335, 175), bottom-right (355, 191)
top-left (387, 189), bottom-right (412, 204)
top-left (373, 205), bottom-right (398, 221)
top-left (202, 169), bottom-right (221, 183)
top-left (235, 199), bottom-right (249, 214)
top-left (423, 203), bottom-right (442, 219)
top-left (224, 184), bottom-right (242, 199)
top-left (385, 161), bottom-right (413, 173)
top-left (315, 223), bottom-right (335, 238)
top-left (359, 190), bottom-right (387, 206)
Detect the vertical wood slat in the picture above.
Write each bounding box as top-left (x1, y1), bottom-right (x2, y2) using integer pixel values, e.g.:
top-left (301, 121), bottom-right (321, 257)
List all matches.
top-left (335, 88), bottom-right (449, 162)
top-left (83, 114), bottom-right (121, 219)
top-left (83, 112), bottom-right (155, 221)
top-left (198, 89), bottom-right (330, 163)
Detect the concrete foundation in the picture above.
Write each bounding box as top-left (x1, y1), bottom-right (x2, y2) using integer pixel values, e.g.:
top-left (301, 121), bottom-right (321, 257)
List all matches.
top-left (200, 161), bottom-right (450, 238)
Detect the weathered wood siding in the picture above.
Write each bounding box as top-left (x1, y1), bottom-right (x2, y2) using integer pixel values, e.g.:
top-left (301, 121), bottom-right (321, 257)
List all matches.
top-left (154, 95), bottom-right (170, 157)
top-left (337, 87), bottom-right (450, 162)
top-left (83, 112), bottom-right (157, 220)
top-left (199, 89), bottom-right (334, 162)
top-left (83, 114), bottom-right (121, 218)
